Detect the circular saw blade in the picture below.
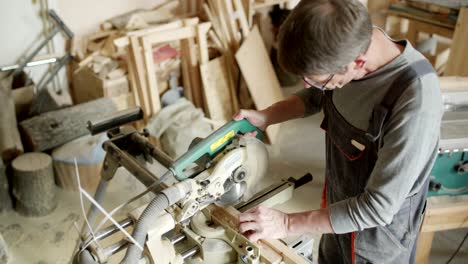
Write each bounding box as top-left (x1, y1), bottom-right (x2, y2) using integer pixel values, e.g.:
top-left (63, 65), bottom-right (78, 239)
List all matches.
top-left (216, 136), bottom-right (269, 206)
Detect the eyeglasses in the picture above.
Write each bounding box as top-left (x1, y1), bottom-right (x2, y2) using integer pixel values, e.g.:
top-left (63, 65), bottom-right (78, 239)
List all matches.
top-left (302, 74), bottom-right (335, 91)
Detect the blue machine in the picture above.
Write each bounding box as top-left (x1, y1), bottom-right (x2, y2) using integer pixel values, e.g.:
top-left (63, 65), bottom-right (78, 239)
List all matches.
top-left (428, 92), bottom-right (468, 197)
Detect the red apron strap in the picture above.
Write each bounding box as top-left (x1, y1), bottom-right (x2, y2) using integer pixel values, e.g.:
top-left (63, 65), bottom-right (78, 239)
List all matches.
top-left (351, 232), bottom-right (356, 264)
top-left (321, 180), bottom-right (327, 209)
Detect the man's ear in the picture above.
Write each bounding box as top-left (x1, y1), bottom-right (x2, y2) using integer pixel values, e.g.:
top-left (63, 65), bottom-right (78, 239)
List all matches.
top-left (353, 54), bottom-right (368, 70)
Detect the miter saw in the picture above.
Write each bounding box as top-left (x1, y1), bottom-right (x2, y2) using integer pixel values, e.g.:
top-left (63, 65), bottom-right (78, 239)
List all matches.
top-left (73, 107), bottom-right (313, 264)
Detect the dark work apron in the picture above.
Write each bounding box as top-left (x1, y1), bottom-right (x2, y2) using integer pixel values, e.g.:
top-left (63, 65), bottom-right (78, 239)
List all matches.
top-left (318, 60), bottom-right (434, 264)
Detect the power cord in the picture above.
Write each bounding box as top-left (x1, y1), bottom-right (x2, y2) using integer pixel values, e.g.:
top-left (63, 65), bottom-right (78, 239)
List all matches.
top-left (446, 232), bottom-right (468, 264)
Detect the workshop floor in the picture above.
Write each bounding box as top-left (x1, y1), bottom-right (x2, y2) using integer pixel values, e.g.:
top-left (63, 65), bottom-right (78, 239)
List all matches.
top-left (1, 85), bottom-right (467, 264)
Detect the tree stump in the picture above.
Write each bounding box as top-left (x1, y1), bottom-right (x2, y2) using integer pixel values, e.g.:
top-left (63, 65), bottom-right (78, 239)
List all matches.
top-left (0, 159), bottom-right (13, 212)
top-left (52, 134), bottom-right (106, 193)
top-left (0, 73), bottom-right (24, 161)
top-left (12, 153), bottom-right (57, 217)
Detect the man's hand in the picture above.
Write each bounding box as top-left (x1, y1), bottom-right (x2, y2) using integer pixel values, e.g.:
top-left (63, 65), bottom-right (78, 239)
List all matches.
top-left (233, 109), bottom-right (270, 132)
top-left (238, 205), bottom-right (289, 243)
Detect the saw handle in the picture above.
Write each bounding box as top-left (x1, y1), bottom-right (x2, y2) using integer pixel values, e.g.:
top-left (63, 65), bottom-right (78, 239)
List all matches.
top-left (290, 173), bottom-right (313, 189)
top-left (170, 119), bottom-right (263, 180)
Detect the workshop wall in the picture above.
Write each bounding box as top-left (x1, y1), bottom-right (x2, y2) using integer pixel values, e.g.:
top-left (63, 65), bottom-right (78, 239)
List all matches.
top-left (0, 1), bottom-right (47, 77)
top-left (55, 0), bottom-right (166, 36)
top-left (0, 0), bottom-right (165, 90)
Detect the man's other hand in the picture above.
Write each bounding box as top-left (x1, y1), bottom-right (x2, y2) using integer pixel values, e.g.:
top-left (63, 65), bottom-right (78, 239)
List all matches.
top-left (238, 205), bottom-right (289, 243)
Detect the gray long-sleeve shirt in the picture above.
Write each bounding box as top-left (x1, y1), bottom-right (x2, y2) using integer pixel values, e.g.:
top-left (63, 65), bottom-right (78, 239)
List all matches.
top-left (295, 40), bottom-right (443, 234)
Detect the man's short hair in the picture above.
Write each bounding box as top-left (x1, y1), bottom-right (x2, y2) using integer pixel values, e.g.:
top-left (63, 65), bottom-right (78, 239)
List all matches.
top-left (278, 0), bottom-right (373, 76)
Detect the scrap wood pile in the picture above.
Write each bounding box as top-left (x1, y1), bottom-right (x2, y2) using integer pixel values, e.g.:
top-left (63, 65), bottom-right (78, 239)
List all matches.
top-left (70, 0), bottom-right (300, 144)
top-left (0, 69), bottom-right (129, 217)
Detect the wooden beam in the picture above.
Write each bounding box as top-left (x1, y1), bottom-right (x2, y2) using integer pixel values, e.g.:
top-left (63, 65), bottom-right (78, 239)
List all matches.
top-left (183, 19), bottom-right (203, 109)
top-left (210, 205), bottom-right (309, 264)
top-left (234, 0), bottom-right (251, 38)
top-left (222, 0), bottom-right (241, 45)
top-left (114, 20), bottom-right (184, 48)
top-left (203, 3), bottom-right (228, 50)
top-left (0, 75), bottom-right (24, 161)
top-left (180, 39), bottom-right (194, 102)
top-left (445, 7), bottom-right (468, 76)
top-left (141, 38), bottom-right (162, 116)
top-left (142, 20), bottom-right (208, 45)
top-left (209, 0), bottom-right (234, 50)
top-left (197, 23), bottom-right (210, 64)
top-left (415, 231), bottom-right (434, 264)
top-left (129, 36), bottom-right (151, 119)
top-left (126, 47), bottom-right (141, 108)
top-left (242, 0), bottom-right (254, 28)
top-left (439, 76), bottom-right (468, 92)
top-left (420, 201), bottom-right (468, 232)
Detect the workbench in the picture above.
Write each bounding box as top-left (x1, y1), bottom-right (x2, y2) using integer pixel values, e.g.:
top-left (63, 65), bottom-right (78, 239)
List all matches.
top-left (387, 4), bottom-right (468, 76)
top-left (416, 195), bottom-right (468, 263)
top-left (416, 81), bottom-right (468, 263)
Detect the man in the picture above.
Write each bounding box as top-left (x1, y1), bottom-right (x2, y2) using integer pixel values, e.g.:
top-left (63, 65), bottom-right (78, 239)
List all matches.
top-left (236, 0), bottom-right (443, 263)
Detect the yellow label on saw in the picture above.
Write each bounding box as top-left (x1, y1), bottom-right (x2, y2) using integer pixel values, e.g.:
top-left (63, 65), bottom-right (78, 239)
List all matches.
top-left (211, 130), bottom-right (235, 151)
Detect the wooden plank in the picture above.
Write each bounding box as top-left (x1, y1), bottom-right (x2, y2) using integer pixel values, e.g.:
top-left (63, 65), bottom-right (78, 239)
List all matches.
top-left (220, 0), bottom-right (241, 49)
top-left (242, 0), bottom-right (254, 27)
top-left (197, 22), bottom-right (210, 64)
top-left (445, 7), bottom-right (468, 76)
top-left (411, 19), bottom-right (454, 38)
top-left (180, 39), bottom-right (194, 102)
top-left (129, 36), bottom-right (151, 119)
top-left (415, 231), bottom-right (434, 264)
top-left (142, 20), bottom-right (209, 46)
top-left (114, 20), bottom-right (184, 48)
top-left (126, 47), bottom-right (141, 108)
top-left (141, 38), bottom-right (162, 116)
top-left (387, 3), bottom-right (456, 30)
top-left (439, 76), bottom-right (468, 92)
top-left (233, 0), bottom-right (250, 38)
top-left (224, 52), bottom-right (240, 113)
top-left (406, 19), bottom-right (454, 45)
top-left (420, 201), bottom-right (468, 232)
top-left (203, 3), bottom-right (228, 50)
top-left (208, 29), bottom-right (224, 51)
top-left (210, 205), bottom-right (309, 264)
top-left (200, 56), bottom-right (235, 122)
top-left (262, 239), bottom-right (310, 264)
top-left (187, 36), bottom-right (204, 108)
top-left (0, 75), bottom-right (23, 161)
top-left (235, 26), bottom-right (284, 144)
top-left (209, 0), bottom-right (234, 49)
top-left (183, 19), bottom-right (205, 109)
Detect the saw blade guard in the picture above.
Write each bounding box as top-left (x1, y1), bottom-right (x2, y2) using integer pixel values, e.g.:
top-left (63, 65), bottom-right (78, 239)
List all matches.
top-left (217, 136), bottom-right (269, 206)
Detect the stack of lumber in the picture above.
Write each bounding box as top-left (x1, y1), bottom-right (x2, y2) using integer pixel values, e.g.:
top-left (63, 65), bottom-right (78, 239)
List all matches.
top-left (71, 0), bottom-right (298, 143)
top-left (73, 54), bottom-right (130, 104)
